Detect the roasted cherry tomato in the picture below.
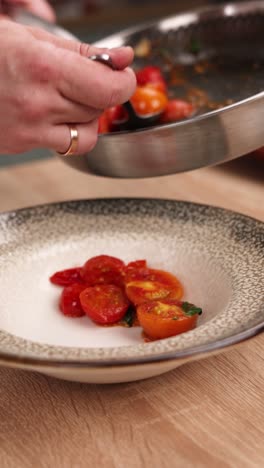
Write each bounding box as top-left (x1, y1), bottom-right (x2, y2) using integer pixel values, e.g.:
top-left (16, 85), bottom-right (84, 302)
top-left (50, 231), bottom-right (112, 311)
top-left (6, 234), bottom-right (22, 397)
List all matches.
top-left (126, 260), bottom-right (147, 270)
top-left (50, 267), bottom-right (83, 287)
top-left (131, 87), bottom-right (168, 116)
top-left (125, 260), bottom-right (150, 283)
top-left (80, 284), bottom-right (130, 324)
top-left (98, 112), bottom-right (110, 134)
top-left (137, 299), bottom-right (202, 340)
top-left (81, 255), bottom-right (125, 287)
top-left (98, 106), bottom-right (128, 134)
top-left (136, 66), bottom-right (167, 94)
top-left (145, 81), bottom-right (167, 94)
top-left (136, 66), bottom-right (164, 86)
top-left (59, 283), bottom-right (87, 317)
top-left (125, 268), bottom-right (184, 305)
top-left (105, 105), bottom-right (128, 130)
top-left (252, 147), bottom-right (264, 161)
top-left (161, 99), bottom-right (194, 123)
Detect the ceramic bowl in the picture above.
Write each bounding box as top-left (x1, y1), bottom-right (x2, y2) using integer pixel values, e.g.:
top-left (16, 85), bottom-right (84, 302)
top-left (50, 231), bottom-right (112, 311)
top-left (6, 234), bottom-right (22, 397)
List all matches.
top-left (0, 199), bottom-right (263, 383)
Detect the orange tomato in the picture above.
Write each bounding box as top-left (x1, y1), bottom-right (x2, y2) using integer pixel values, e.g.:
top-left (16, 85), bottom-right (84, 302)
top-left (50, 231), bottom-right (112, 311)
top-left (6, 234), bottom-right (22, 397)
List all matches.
top-left (131, 87), bottom-right (168, 116)
top-left (125, 268), bottom-right (183, 305)
top-left (137, 299), bottom-right (201, 340)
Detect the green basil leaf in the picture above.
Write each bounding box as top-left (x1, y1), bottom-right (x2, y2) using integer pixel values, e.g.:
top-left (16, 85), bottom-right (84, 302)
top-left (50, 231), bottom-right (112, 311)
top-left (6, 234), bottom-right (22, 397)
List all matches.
top-left (189, 39), bottom-right (202, 55)
top-left (181, 301), bottom-right (203, 317)
top-left (121, 307), bottom-right (135, 327)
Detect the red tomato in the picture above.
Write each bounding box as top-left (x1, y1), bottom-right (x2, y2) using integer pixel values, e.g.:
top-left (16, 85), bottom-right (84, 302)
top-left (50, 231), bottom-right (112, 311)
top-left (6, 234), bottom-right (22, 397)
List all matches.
top-left (131, 87), bottom-right (168, 116)
top-left (125, 268), bottom-right (184, 305)
top-left (50, 267), bottom-right (83, 287)
top-left (98, 112), bottom-right (110, 134)
top-left (80, 284), bottom-right (130, 324)
top-left (161, 99), bottom-right (194, 123)
top-left (105, 105), bottom-right (128, 129)
top-left (252, 147), bottom-right (264, 161)
top-left (137, 299), bottom-right (201, 340)
top-left (125, 260), bottom-right (150, 283)
top-left (59, 283), bottom-right (87, 317)
top-left (81, 255), bottom-right (125, 287)
top-left (136, 66), bottom-right (164, 86)
top-left (126, 260), bottom-right (147, 270)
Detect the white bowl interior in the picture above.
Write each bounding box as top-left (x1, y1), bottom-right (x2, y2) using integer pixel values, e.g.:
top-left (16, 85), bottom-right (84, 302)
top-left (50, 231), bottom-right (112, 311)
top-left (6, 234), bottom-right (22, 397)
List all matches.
top-left (0, 236), bottom-right (232, 348)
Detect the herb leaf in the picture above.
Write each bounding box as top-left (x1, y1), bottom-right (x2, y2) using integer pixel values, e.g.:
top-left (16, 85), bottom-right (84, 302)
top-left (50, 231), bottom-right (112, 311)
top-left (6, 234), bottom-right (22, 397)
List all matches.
top-left (189, 39), bottom-right (202, 55)
top-left (181, 302), bottom-right (202, 316)
top-left (121, 307), bottom-right (136, 327)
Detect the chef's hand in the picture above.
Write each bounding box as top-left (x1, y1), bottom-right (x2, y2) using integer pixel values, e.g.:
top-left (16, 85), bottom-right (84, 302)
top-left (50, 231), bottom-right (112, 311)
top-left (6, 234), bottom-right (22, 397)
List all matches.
top-left (0, 20), bottom-right (136, 155)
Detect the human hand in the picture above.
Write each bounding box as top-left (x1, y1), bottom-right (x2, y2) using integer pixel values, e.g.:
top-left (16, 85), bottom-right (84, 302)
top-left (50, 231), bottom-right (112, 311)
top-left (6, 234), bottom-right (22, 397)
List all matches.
top-left (1, 0), bottom-right (56, 22)
top-left (0, 20), bottom-right (136, 155)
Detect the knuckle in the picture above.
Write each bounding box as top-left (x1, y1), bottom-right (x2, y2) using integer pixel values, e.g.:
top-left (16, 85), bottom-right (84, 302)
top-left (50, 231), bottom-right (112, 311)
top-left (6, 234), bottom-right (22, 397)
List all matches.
top-left (79, 42), bottom-right (92, 58)
top-left (19, 94), bottom-right (46, 121)
top-left (27, 50), bottom-right (56, 83)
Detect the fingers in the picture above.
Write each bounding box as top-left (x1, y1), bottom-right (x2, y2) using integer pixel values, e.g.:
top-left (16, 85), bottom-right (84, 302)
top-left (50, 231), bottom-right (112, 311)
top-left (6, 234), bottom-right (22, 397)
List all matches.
top-left (51, 96), bottom-right (101, 124)
top-left (28, 27), bottom-right (136, 111)
top-left (28, 27), bottom-right (134, 70)
top-left (53, 48), bottom-right (136, 109)
top-left (47, 119), bottom-right (99, 155)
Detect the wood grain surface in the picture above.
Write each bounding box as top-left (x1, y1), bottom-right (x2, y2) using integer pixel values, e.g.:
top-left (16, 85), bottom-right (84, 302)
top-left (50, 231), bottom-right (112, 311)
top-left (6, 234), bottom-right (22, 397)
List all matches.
top-left (0, 155), bottom-right (263, 468)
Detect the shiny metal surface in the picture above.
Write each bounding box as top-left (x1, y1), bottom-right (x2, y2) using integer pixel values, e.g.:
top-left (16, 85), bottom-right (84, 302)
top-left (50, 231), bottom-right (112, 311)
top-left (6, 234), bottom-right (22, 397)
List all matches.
top-left (13, 8), bottom-right (76, 40)
top-left (15, 3), bottom-right (264, 178)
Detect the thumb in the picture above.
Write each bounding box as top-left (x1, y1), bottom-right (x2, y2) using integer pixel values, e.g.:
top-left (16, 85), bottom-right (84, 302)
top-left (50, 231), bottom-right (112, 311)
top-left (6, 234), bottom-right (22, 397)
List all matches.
top-left (28, 26), bottom-right (134, 70)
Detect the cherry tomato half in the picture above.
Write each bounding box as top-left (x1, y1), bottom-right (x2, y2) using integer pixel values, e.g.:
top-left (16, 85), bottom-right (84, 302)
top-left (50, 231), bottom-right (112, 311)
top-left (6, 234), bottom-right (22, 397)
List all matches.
top-left (81, 255), bottom-right (125, 287)
top-left (98, 112), bottom-right (110, 134)
top-left (145, 81), bottom-right (167, 95)
top-left (125, 268), bottom-right (184, 305)
top-left (137, 299), bottom-right (201, 340)
top-left (252, 147), bottom-right (264, 161)
top-left (50, 267), bottom-right (83, 287)
top-left (80, 284), bottom-right (130, 324)
top-left (161, 99), bottom-right (194, 123)
top-left (136, 66), bottom-right (164, 86)
top-left (126, 260), bottom-right (147, 270)
top-left (105, 105), bottom-right (128, 129)
top-left (131, 87), bottom-right (168, 116)
top-left (59, 283), bottom-right (87, 317)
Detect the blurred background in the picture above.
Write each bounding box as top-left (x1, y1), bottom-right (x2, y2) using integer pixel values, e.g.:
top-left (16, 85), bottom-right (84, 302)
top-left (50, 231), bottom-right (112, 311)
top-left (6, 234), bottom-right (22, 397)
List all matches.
top-left (51, 0), bottom-right (209, 41)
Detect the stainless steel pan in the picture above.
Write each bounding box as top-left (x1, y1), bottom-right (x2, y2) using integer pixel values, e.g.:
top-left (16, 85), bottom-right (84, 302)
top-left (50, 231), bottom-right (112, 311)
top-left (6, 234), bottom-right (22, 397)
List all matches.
top-left (15, 2), bottom-right (264, 178)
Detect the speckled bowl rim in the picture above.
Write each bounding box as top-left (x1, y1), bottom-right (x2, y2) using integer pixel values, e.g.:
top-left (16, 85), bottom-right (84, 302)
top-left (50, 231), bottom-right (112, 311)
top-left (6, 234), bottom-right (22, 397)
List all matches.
top-left (0, 198), bottom-right (263, 368)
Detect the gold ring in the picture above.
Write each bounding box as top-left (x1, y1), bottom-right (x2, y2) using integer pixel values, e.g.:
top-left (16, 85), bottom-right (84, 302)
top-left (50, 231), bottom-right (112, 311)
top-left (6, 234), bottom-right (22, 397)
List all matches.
top-left (58, 125), bottom-right (78, 156)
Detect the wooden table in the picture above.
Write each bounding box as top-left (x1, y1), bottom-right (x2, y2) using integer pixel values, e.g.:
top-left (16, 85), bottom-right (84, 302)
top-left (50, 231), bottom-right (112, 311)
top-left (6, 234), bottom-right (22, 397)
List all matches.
top-left (0, 156), bottom-right (263, 468)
